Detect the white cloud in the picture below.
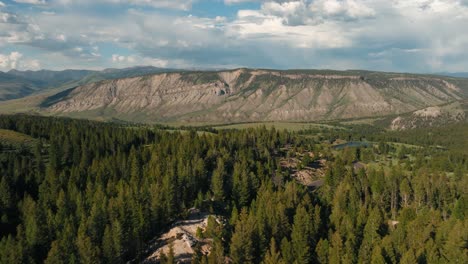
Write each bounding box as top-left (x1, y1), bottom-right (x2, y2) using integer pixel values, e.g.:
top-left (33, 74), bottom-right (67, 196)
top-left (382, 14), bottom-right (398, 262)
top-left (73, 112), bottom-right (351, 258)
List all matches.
top-left (228, 1), bottom-right (361, 49)
top-left (128, 0), bottom-right (194, 10)
top-left (0, 51), bottom-right (41, 70)
top-left (0, 1), bottom-right (5, 7)
top-left (310, 0), bottom-right (376, 20)
top-left (2, 0), bottom-right (468, 72)
top-left (228, 11), bottom-right (352, 49)
top-left (0, 12), bottom-right (20, 23)
top-left (0, 52), bottom-right (22, 69)
top-left (111, 54), bottom-right (126, 62)
top-left (225, 0), bottom-right (258, 4)
top-left (112, 54), bottom-right (169, 67)
top-left (54, 0), bottom-right (196, 10)
top-left (14, 0), bottom-right (46, 5)
top-left (252, 1), bottom-right (376, 26)
top-left (22, 59), bottom-right (41, 70)
top-left (56, 34), bottom-right (66, 42)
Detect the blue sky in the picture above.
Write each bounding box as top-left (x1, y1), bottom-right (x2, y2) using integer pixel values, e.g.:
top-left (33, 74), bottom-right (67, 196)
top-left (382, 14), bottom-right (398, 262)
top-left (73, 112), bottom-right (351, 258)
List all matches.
top-left (1, 0), bottom-right (468, 73)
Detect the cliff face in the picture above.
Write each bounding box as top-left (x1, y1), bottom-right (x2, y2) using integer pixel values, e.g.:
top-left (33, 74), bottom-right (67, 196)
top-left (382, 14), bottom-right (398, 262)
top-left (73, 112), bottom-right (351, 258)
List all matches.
top-left (44, 69), bottom-right (467, 123)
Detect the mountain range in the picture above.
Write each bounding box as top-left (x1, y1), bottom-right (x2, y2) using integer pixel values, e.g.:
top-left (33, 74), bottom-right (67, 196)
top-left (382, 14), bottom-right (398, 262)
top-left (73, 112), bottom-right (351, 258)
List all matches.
top-left (1, 68), bottom-right (467, 126)
top-left (0, 66), bottom-right (176, 101)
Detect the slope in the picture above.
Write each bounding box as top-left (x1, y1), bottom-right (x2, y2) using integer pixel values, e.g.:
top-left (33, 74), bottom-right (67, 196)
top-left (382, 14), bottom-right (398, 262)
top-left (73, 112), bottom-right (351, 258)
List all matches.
top-left (40, 69), bottom-right (468, 123)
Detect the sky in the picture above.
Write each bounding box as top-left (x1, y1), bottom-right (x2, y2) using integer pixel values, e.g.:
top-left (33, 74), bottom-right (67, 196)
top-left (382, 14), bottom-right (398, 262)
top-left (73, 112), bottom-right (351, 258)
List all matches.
top-left (0, 0), bottom-right (468, 73)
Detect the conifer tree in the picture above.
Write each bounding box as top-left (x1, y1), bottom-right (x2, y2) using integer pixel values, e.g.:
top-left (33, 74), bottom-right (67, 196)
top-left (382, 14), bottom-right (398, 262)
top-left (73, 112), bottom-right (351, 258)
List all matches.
top-left (291, 206), bottom-right (312, 264)
top-left (262, 238), bottom-right (284, 264)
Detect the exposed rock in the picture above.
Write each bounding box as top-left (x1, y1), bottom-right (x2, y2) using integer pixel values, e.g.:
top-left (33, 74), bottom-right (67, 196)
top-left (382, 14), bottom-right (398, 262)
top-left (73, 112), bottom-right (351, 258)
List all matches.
top-left (42, 69), bottom-right (468, 123)
top-left (390, 100), bottom-right (467, 130)
top-left (143, 211), bottom-right (217, 264)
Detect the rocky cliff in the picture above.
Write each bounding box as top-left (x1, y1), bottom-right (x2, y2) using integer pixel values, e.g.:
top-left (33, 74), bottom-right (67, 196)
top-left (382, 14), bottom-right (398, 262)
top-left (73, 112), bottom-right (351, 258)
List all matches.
top-left (43, 69), bottom-right (468, 123)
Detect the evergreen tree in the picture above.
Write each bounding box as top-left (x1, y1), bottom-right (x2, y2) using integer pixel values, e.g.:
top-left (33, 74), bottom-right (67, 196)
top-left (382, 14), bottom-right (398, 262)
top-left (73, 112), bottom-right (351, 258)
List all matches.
top-left (211, 158), bottom-right (226, 202)
top-left (229, 209), bottom-right (255, 264)
top-left (291, 206), bottom-right (312, 264)
top-left (262, 238), bottom-right (284, 264)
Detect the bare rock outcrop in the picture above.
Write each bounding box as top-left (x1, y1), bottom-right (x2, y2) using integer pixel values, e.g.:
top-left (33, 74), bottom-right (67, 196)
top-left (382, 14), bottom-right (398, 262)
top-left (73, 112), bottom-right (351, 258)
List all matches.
top-left (43, 69), bottom-right (468, 123)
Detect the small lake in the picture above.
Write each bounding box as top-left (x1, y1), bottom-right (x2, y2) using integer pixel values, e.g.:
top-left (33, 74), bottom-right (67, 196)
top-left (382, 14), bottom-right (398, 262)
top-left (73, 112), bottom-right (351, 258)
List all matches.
top-left (332, 141), bottom-right (372, 150)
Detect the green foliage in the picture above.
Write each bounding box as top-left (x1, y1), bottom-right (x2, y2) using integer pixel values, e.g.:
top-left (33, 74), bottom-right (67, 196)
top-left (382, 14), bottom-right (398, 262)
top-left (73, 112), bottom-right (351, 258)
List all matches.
top-left (0, 115), bottom-right (466, 264)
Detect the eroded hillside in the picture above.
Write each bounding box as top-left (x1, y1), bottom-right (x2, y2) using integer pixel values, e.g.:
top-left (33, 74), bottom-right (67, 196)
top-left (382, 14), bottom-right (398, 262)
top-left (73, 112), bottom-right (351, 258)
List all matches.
top-left (43, 69), bottom-right (468, 123)
top-left (389, 100), bottom-right (467, 130)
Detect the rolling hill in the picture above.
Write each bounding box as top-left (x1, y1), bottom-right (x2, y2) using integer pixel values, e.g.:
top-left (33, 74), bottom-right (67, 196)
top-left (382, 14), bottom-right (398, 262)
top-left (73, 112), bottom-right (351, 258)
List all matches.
top-left (0, 66), bottom-right (176, 102)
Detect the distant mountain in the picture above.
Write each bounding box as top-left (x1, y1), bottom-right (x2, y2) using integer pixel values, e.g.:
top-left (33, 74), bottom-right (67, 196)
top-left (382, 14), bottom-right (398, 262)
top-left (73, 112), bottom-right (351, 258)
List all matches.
top-left (37, 69), bottom-right (468, 123)
top-left (0, 66), bottom-right (176, 101)
top-left (69, 66), bottom-right (179, 88)
top-left (0, 71), bottom-right (39, 101)
top-left (7, 69), bottom-right (95, 87)
top-left (434, 72), bottom-right (468, 78)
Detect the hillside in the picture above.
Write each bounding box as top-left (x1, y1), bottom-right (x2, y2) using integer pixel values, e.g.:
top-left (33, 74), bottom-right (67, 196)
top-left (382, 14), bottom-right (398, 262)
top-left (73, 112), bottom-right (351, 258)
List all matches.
top-left (388, 100), bottom-right (468, 130)
top-left (41, 69), bottom-right (468, 123)
top-left (0, 70), bottom-right (94, 101)
top-left (0, 72), bottom-right (39, 101)
top-left (0, 66), bottom-right (175, 102)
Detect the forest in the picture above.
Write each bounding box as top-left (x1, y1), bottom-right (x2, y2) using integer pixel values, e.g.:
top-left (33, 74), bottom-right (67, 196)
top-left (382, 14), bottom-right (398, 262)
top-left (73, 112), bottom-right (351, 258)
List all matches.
top-left (0, 115), bottom-right (466, 264)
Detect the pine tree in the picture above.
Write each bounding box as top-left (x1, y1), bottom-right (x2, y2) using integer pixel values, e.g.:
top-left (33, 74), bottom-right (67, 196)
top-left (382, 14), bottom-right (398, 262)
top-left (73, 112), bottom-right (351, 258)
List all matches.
top-left (102, 225), bottom-right (116, 263)
top-left (370, 246), bottom-right (386, 264)
top-left (262, 238), bottom-right (284, 264)
top-left (280, 238), bottom-right (294, 264)
top-left (315, 239), bottom-right (329, 264)
top-left (211, 158), bottom-right (226, 202)
top-left (207, 238), bottom-right (224, 264)
top-left (400, 249), bottom-right (417, 264)
top-left (329, 232), bottom-right (343, 264)
top-left (44, 240), bottom-right (64, 264)
top-left (359, 207), bottom-right (383, 263)
top-left (229, 208), bottom-right (255, 264)
top-left (291, 206), bottom-right (312, 264)
top-left (399, 178), bottom-right (411, 208)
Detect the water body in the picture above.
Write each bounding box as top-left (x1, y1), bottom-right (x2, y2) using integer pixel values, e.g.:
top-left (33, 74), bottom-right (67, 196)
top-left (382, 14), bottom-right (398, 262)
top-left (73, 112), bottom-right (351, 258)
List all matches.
top-left (332, 141), bottom-right (372, 150)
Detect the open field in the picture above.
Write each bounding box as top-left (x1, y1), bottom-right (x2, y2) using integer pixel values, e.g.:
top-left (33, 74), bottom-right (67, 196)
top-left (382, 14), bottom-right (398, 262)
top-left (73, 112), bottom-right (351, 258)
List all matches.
top-left (0, 129), bottom-right (37, 147)
top-left (212, 122), bottom-right (346, 131)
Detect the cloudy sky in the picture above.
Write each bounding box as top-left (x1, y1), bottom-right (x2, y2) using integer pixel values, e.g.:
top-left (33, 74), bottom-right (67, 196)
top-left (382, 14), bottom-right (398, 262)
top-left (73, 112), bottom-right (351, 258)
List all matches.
top-left (0, 0), bottom-right (468, 73)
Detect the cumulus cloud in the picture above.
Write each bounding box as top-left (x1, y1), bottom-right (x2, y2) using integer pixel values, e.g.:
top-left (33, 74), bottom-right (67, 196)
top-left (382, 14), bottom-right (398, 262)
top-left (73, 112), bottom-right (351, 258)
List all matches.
top-left (126, 0), bottom-right (195, 10)
top-left (0, 11), bottom-right (21, 23)
top-left (222, 0), bottom-right (468, 71)
top-left (14, 0), bottom-right (46, 5)
top-left (53, 0), bottom-right (196, 10)
top-left (310, 0), bottom-right (376, 20)
top-left (2, 0), bottom-right (468, 72)
top-left (246, 0), bottom-right (377, 26)
top-left (0, 51), bottom-right (41, 70)
top-left (0, 52), bottom-right (22, 69)
top-left (111, 54), bottom-right (169, 67)
top-left (225, 0), bottom-right (259, 4)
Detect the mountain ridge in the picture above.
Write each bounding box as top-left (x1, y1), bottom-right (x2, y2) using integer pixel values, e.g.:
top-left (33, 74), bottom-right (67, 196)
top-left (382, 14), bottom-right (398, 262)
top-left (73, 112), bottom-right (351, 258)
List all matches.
top-left (39, 68), bottom-right (468, 123)
top-left (0, 66), bottom-right (178, 101)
